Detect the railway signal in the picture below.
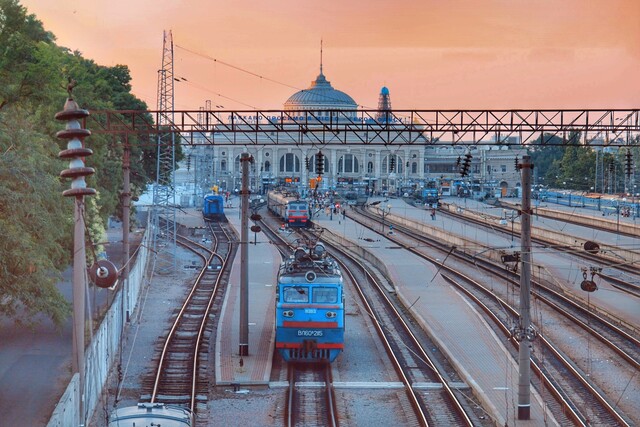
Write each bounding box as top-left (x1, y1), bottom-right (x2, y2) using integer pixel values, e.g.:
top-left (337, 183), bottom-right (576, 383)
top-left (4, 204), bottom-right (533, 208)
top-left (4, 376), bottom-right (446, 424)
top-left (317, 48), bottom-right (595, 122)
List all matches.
top-left (460, 153), bottom-right (472, 177)
top-left (316, 151), bottom-right (325, 175)
top-left (625, 150), bottom-right (633, 178)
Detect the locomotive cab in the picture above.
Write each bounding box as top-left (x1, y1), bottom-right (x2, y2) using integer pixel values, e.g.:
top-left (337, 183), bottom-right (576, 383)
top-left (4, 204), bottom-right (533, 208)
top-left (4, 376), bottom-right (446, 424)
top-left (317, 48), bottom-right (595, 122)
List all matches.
top-left (275, 244), bottom-right (345, 362)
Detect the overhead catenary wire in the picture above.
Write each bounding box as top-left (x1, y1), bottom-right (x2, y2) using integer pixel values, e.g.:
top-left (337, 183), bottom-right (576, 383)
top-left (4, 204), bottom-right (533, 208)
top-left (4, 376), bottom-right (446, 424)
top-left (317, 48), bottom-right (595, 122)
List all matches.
top-left (175, 43), bottom-right (379, 110)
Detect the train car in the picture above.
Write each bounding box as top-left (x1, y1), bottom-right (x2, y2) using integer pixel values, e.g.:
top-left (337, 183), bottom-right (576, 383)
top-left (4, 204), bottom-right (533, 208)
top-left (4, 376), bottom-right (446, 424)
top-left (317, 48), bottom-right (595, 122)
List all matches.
top-left (275, 243), bottom-right (345, 363)
top-left (109, 403), bottom-right (192, 427)
top-left (267, 190), bottom-right (312, 228)
top-left (202, 194), bottom-right (227, 221)
top-left (422, 180), bottom-right (439, 206)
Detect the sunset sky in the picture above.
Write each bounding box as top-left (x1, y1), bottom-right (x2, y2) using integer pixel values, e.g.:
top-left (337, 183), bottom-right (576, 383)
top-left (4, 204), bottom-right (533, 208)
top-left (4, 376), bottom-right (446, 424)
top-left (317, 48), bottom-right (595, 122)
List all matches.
top-left (20, 0), bottom-right (640, 111)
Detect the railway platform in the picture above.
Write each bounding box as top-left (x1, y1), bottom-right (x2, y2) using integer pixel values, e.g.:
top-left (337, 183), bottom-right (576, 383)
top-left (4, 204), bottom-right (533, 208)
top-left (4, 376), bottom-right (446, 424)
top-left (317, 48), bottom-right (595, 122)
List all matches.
top-left (382, 197), bottom-right (640, 325)
top-left (314, 203), bottom-right (557, 426)
top-left (212, 202), bottom-right (281, 386)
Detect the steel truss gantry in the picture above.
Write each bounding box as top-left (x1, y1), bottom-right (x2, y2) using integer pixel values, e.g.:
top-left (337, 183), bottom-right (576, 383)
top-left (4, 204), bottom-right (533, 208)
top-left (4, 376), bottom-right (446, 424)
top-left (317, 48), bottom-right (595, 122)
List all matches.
top-left (86, 108), bottom-right (640, 147)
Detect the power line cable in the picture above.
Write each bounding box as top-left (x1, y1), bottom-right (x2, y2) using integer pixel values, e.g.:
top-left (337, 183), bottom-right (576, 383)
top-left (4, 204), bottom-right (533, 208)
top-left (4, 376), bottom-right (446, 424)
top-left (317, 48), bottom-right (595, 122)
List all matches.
top-left (175, 44), bottom-right (377, 109)
top-left (177, 77), bottom-right (259, 109)
top-left (176, 44), bottom-right (299, 91)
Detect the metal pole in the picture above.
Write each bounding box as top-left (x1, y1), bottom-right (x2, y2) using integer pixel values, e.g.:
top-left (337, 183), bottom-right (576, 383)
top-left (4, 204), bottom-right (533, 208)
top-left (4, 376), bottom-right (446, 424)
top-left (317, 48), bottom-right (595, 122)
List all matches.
top-left (517, 154), bottom-right (535, 420)
top-left (72, 198), bottom-right (86, 424)
top-left (122, 135), bottom-right (131, 322)
top-left (239, 152), bottom-right (251, 356)
top-left (56, 93), bottom-right (95, 427)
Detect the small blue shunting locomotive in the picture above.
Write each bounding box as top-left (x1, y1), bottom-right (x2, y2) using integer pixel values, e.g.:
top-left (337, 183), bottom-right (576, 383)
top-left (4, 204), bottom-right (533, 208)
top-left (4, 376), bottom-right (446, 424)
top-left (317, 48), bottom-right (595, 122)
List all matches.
top-left (202, 194), bottom-right (226, 221)
top-left (275, 243), bottom-right (344, 363)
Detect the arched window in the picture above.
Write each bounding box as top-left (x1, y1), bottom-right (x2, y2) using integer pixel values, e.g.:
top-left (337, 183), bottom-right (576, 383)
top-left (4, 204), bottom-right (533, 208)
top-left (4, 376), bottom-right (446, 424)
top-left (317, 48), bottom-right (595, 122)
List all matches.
top-left (279, 153), bottom-right (300, 173)
top-left (382, 154), bottom-right (403, 174)
top-left (337, 154), bottom-right (359, 174)
top-left (411, 162), bottom-right (417, 174)
top-left (309, 155), bottom-right (315, 173)
top-left (221, 160), bottom-right (227, 172)
top-left (367, 161), bottom-right (373, 174)
top-left (264, 161), bottom-right (271, 172)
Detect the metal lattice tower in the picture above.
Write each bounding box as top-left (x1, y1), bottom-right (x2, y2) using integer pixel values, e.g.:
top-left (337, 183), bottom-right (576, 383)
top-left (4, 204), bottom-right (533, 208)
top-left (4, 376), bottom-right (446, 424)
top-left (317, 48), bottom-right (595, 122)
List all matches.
top-left (153, 30), bottom-right (177, 273)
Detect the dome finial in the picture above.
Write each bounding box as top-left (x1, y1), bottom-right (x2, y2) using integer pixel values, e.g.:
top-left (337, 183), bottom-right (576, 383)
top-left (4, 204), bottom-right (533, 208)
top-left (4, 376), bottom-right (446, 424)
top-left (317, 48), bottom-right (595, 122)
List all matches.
top-left (320, 38), bottom-right (323, 75)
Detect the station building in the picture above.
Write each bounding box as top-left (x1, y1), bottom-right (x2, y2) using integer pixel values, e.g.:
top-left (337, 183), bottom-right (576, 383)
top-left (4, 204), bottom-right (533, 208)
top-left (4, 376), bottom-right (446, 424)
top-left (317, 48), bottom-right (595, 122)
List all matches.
top-left (179, 66), bottom-right (527, 204)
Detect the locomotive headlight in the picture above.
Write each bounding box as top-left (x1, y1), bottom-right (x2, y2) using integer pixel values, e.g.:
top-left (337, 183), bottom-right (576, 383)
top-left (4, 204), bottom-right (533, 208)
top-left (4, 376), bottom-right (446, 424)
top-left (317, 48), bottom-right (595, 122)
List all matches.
top-left (326, 311), bottom-right (336, 318)
top-left (283, 310), bottom-right (294, 317)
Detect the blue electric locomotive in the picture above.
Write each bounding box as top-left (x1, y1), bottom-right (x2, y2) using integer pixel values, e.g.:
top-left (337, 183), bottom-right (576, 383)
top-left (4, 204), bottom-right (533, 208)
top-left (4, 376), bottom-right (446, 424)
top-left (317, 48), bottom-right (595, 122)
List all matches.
top-left (202, 194), bottom-right (226, 221)
top-left (275, 243), bottom-right (344, 363)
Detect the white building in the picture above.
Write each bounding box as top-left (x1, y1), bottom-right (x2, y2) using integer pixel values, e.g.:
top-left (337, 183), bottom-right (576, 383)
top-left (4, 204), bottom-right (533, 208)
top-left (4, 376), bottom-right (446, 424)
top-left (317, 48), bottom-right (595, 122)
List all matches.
top-left (178, 66), bottom-right (527, 205)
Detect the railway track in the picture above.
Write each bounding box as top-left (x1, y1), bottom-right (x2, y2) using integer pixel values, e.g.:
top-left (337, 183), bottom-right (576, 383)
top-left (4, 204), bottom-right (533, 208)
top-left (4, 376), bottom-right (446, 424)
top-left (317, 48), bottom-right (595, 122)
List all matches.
top-left (141, 221), bottom-right (234, 416)
top-left (386, 206), bottom-right (639, 365)
top-left (305, 228), bottom-right (488, 427)
top-left (351, 206), bottom-right (636, 425)
top-left (285, 364), bottom-right (338, 427)
top-left (598, 272), bottom-right (640, 298)
top-left (256, 214), bottom-right (343, 426)
top-left (442, 203), bottom-right (640, 278)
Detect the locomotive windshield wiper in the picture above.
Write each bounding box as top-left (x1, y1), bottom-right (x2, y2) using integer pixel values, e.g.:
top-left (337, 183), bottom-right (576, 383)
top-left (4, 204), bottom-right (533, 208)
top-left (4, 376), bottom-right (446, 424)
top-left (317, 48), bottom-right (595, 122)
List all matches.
top-left (294, 285), bottom-right (307, 294)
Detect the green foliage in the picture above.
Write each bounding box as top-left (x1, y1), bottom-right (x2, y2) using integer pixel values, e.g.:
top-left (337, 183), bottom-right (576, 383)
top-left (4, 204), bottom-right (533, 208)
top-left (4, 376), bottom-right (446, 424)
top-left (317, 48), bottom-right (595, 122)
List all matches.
top-left (0, 116), bottom-right (72, 327)
top-left (0, 0), bottom-right (158, 327)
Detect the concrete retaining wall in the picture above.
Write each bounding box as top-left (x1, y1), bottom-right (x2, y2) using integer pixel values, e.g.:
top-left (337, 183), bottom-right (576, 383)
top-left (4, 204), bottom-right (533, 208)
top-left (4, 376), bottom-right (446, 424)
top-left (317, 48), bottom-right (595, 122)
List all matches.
top-left (47, 226), bottom-right (152, 427)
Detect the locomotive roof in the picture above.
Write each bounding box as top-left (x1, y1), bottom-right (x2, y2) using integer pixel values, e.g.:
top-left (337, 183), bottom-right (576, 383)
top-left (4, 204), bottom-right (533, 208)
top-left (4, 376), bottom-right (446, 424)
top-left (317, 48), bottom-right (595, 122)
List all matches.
top-left (279, 274), bottom-right (342, 285)
top-left (278, 245), bottom-right (342, 283)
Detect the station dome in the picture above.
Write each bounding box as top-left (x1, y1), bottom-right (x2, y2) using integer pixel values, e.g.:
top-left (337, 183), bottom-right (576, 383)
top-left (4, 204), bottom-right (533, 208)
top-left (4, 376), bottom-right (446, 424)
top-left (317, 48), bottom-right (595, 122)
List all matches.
top-left (284, 71), bottom-right (358, 111)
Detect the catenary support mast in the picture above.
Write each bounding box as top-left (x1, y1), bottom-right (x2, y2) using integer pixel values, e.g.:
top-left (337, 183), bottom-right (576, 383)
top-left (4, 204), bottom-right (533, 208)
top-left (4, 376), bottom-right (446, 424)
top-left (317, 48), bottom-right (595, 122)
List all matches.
top-left (516, 154), bottom-right (536, 420)
top-left (153, 30), bottom-right (177, 273)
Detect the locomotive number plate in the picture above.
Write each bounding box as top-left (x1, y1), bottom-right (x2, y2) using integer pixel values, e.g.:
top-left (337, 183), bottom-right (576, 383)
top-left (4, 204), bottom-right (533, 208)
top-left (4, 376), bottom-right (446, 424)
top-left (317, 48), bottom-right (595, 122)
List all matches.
top-left (304, 308), bottom-right (317, 314)
top-left (297, 330), bottom-right (323, 337)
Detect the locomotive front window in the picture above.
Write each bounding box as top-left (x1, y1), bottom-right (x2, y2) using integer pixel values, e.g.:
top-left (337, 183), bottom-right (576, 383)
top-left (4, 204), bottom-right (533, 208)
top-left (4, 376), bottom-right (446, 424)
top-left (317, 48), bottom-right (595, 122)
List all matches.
top-left (283, 286), bottom-right (309, 303)
top-left (312, 287), bottom-right (338, 303)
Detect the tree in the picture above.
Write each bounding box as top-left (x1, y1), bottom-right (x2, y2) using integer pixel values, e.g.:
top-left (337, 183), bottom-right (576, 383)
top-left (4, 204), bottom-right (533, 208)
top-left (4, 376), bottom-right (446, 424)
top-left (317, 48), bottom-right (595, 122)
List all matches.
top-left (0, 117), bottom-right (72, 327)
top-left (0, 0), bottom-right (159, 327)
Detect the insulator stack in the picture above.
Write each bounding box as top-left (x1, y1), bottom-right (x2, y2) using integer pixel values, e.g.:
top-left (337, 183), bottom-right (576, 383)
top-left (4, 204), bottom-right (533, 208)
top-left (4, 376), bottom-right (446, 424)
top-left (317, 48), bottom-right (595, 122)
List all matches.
top-left (55, 97), bottom-right (96, 197)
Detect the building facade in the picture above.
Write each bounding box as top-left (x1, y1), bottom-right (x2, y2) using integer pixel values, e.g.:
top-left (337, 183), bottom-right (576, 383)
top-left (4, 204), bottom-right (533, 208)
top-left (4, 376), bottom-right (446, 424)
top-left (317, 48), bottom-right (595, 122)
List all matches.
top-left (178, 67), bottom-right (527, 204)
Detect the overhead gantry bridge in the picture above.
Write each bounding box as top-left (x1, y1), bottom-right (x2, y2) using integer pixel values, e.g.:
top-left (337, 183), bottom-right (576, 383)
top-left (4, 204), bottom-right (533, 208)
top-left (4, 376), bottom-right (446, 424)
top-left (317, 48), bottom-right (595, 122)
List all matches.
top-left (86, 108), bottom-right (640, 147)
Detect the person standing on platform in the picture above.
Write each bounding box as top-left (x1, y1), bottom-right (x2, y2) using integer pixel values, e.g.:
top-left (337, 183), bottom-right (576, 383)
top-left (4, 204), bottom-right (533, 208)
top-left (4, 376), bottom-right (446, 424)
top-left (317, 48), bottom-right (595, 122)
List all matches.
top-left (431, 208), bottom-right (436, 220)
